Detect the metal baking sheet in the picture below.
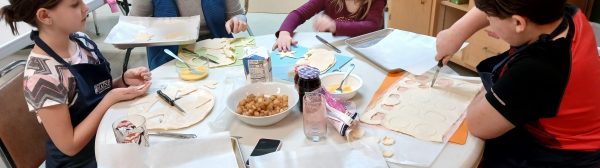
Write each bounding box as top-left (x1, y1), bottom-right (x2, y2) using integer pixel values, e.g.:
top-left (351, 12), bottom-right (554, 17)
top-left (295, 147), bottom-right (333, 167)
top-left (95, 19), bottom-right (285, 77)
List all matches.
top-left (104, 15), bottom-right (201, 48)
top-left (346, 28), bottom-right (466, 75)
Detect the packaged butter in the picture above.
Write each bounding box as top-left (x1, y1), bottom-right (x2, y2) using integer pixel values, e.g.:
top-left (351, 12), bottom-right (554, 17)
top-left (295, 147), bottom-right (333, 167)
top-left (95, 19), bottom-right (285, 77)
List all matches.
top-left (242, 47), bottom-right (272, 83)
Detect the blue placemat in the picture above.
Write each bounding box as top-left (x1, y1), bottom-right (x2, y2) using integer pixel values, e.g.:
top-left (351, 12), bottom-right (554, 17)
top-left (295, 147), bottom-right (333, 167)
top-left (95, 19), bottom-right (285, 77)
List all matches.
top-left (271, 45), bottom-right (353, 81)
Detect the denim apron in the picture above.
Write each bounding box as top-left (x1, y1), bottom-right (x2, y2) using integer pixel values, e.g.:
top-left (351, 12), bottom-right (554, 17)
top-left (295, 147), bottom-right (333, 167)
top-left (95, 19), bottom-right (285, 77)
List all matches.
top-left (31, 31), bottom-right (113, 168)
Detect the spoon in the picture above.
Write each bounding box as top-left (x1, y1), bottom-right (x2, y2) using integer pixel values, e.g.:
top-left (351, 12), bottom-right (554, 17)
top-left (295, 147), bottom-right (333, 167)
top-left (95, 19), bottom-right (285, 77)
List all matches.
top-left (163, 49), bottom-right (201, 74)
top-left (336, 63), bottom-right (355, 94)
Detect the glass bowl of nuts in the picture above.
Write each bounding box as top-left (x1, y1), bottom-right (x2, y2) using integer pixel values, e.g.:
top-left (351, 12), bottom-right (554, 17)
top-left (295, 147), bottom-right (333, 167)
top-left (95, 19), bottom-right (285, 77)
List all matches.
top-left (226, 82), bottom-right (299, 126)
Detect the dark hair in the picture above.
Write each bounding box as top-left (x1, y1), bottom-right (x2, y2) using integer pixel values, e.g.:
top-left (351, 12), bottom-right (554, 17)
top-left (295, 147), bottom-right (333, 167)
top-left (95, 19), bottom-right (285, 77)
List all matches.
top-left (475, 0), bottom-right (567, 24)
top-left (0, 0), bottom-right (62, 35)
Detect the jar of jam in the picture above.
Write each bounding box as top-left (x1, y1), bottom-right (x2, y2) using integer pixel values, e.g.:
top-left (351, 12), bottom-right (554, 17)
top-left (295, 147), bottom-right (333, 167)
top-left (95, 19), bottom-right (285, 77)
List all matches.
top-left (293, 65), bottom-right (308, 89)
top-left (297, 66), bottom-right (322, 112)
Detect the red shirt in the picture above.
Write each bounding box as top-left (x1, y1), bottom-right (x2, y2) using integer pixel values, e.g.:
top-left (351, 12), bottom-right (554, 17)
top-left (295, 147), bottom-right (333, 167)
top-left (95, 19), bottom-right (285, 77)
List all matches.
top-left (528, 9), bottom-right (600, 151)
top-left (481, 8), bottom-right (600, 151)
top-left (277, 0), bottom-right (386, 37)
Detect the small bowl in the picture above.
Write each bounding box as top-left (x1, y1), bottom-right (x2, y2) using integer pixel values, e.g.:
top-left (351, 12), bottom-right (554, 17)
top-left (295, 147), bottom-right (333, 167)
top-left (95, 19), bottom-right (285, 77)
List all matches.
top-left (320, 72), bottom-right (363, 101)
top-left (226, 82), bottom-right (299, 126)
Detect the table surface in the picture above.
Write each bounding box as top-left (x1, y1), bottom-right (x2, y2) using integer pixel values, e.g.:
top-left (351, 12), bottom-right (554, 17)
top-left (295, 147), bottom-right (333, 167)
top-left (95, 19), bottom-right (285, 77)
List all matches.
top-left (0, 0), bottom-right (105, 60)
top-left (95, 33), bottom-right (484, 168)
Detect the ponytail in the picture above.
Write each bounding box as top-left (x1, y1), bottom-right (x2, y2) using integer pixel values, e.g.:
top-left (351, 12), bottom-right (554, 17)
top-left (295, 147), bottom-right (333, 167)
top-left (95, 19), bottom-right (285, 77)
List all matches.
top-left (0, 0), bottom-right (63, 35)
top-left (0, 5), bottom-right (20, 35)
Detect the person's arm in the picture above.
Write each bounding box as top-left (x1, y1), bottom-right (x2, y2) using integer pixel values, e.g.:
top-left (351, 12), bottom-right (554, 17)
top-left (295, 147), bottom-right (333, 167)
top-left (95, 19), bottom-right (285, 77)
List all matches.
top-left (277, 0), bottom-right (326, 37)
top-left (224, 0), bottom-right (248, 34)
top-left (113, 67), bottom-right (152, 88)
top-left (128, 0), bottom-right (153, 17)
top-left (333, 0), bottom-right (386, 37)
top-left (37, 100), bottom-right (113, 156)
top-left (37, 84), bottom-right (150, 156)
top-left (225, 0), bottom-right (246, 20)
top-left (466, 89), bottom-right (514, 139)
top-left (466, 57), bottom-right (567, 140)
top-left (435, 7), bottom-right (489, 64)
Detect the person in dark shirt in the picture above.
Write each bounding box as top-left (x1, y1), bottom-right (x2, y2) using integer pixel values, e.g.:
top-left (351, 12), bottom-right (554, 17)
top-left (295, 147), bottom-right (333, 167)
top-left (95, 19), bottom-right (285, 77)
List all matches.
top-left (437, 0), bottom-right (600, 167)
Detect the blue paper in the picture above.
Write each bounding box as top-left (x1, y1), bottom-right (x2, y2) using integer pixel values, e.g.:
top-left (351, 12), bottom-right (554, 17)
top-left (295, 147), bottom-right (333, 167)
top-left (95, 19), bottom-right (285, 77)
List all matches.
top-left (271, 45), bottom-right (353, 81)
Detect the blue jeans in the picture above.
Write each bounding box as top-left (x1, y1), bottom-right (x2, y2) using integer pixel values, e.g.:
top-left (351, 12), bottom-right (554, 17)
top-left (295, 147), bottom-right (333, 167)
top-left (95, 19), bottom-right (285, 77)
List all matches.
top-left (146, 0), bottom-right (232, 69)
top-left (146, 0), bottom-right (180, 70)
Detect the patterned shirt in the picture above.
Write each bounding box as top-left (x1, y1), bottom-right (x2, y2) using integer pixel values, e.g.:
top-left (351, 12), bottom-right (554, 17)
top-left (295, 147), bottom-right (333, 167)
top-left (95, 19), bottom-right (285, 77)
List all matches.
top-left (23, 32), bottom-right (100, 115)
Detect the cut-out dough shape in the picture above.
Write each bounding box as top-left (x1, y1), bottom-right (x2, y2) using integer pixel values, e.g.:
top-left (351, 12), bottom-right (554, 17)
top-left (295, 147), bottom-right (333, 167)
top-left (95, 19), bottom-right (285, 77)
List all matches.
top-left (413, 124), bottom-right (439, 141)
top-left (197, 38), bottom-right (228, 49)
top-left (278, 51), bottom-right (296, 58)
top-left (383, 151), bottom-right (394, 158)
top-left (203, 80), bottom-right (219, 89)
top-left (383, 94), bottom-right (401, 105)
top-left (423, 111), bottom-right (447, 122)
top-left (350, 128), bottom-right (365, 139)
top-left (360, 74), bottom-right (481, 142)
top-left (371, 112), bottom-right (386, 122)
top-left (296, 48), bottom-right (335, 74)
top-left (127, 84), bottom-right (215, 130)
top-left (414, 75), bottom-right (429, 81)
top-left (382, 136), bottom-right (395, 146)
top-left (404, 80), bottom-right (418, 85)
top-left (434, 78), bottom-right (454, 88)
top-left (396, 86), bottom-right (409, 93)
top-left (382, 116), bottom-right (411, 130)
top-left (381, 104), bottom-right (394, 111)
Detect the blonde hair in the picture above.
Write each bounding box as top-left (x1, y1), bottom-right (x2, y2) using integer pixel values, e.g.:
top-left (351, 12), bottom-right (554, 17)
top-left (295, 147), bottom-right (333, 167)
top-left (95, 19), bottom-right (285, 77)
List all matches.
top-left (331, 0), bottom-right (373, 20)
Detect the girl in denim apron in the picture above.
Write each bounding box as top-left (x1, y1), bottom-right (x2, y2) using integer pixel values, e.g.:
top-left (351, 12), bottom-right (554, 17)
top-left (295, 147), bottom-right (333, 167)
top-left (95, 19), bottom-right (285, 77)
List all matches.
top-left (1, 0), bottom-right (152, 167)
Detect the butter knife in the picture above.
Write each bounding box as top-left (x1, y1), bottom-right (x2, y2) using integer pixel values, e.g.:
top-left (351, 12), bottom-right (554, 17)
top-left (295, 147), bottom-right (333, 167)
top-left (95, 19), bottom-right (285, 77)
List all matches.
top-left (430, 60), bottom-right (443, 87)
top-left (157, 90), bottom-right (186, 113)
top-left (316, 35), bottom-right (341, 53)
top-left (182, 48), bottom-right (220, 64)
top-left (149, 133), bottom-right (197, 139)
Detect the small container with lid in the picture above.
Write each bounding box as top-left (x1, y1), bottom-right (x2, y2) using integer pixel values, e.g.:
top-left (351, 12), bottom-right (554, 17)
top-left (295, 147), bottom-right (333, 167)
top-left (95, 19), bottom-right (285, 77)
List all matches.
top-left (297, 66), bottom-right (322, 112)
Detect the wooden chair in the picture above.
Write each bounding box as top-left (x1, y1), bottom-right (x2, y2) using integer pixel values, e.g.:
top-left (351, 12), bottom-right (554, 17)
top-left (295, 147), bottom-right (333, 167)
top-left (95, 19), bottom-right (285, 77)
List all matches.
top-left (0, 60), bottom-right (49, 168)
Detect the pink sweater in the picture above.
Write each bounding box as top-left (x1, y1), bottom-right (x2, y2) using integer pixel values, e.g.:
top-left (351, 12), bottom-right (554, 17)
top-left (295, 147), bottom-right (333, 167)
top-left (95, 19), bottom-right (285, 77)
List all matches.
top-left (278, 0), bottom-right (386, 37)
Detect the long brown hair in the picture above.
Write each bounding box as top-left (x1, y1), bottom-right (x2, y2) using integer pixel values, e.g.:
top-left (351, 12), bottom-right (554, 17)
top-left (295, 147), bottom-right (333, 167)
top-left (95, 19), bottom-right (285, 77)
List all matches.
top-left (0, 0), bottom-right (62, 35)
top-left (331, 0), bottom-right (373, 20)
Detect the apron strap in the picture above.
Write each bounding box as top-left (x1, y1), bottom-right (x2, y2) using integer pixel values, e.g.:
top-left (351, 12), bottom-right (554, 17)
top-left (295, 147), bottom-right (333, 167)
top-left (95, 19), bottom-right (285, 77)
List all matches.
top-left (30, 31), bottom-right (109, 68)
top-left (491, 15), bottom-right (570, 74)
top-left (30, 31), bottom-right (72, 67)
top-left (69, 33), bottom-right (109, 64)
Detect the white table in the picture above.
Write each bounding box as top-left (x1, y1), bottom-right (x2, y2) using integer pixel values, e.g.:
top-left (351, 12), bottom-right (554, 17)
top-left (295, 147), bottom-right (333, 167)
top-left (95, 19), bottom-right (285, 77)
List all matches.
top-left (0, 0), bottom-right (105, 60)
top-left (95, 33), bottom-right (484, 168)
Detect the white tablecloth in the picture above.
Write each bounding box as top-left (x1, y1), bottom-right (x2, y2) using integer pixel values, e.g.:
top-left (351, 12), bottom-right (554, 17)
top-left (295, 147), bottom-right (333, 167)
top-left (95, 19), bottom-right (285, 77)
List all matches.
top-left (95, 32), bottom-right (484, 168)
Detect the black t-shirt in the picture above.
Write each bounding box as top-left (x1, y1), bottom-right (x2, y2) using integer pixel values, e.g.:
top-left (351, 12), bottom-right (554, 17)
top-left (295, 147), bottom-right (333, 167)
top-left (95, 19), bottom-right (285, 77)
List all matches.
top-left (476, 6), bottom-right (600, 167)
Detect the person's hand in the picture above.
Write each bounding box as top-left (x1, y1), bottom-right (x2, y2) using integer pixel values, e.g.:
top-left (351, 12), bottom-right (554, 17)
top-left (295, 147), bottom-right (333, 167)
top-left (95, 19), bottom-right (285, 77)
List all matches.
top-left (225, 16), bottom-right (248, 34)
top-left (123, 67), bottom-right (151, 86)
top-left (106, 81), bottom-right (151, 104)
top-left (313, 15), bottom-right (336, 33)
top-left (272, 31), bottom-right (298, 52)
top-left (435, 29), bottom-right (464, 64)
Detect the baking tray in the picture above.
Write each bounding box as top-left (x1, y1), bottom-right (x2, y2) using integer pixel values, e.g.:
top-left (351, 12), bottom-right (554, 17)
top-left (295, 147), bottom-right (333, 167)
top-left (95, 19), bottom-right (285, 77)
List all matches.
top-left (345, 28), bottom-right (440, 75)
top-left (231, 137), bottom-right (246, 168)
top-left (104, 15), bottom-right (201, 49)
top-left (345, 28), bottom-right (394, 49)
